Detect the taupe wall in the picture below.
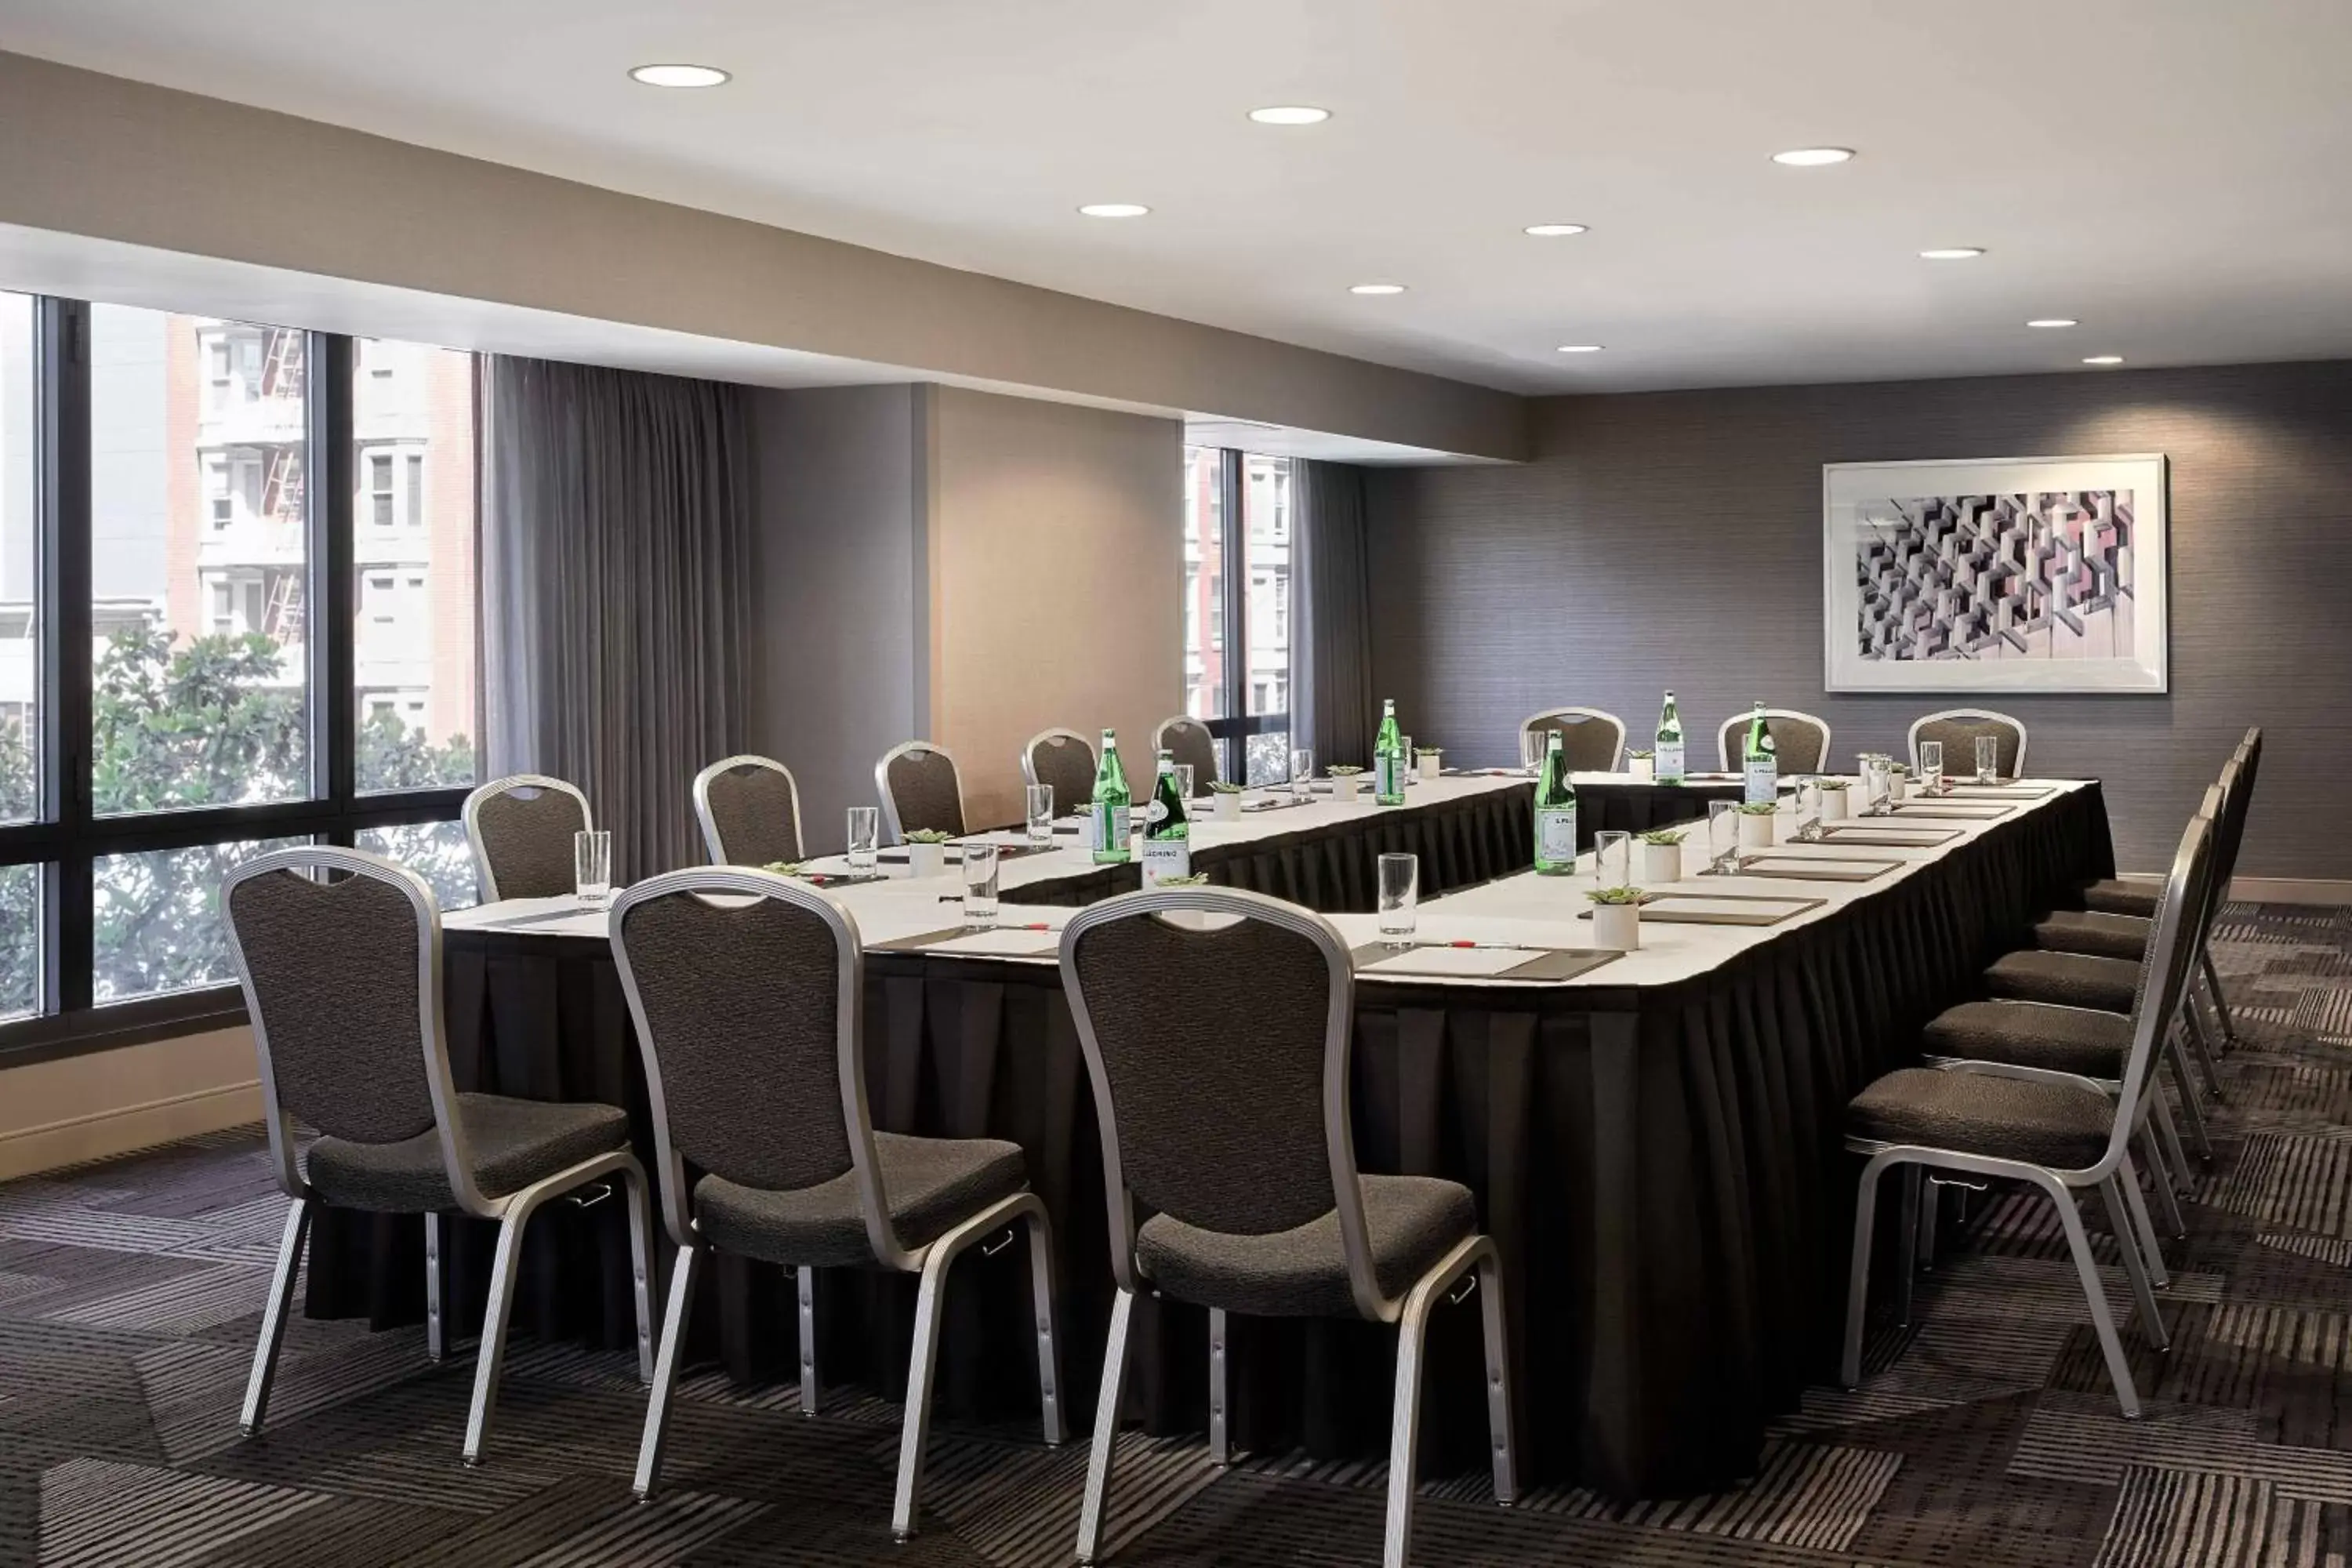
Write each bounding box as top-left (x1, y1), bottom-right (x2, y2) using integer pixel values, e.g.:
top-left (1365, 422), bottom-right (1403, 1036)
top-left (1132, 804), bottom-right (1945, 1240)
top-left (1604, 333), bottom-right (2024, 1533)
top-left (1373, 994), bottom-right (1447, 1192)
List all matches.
top-left (1365, 361), bottom-right (2352, 876)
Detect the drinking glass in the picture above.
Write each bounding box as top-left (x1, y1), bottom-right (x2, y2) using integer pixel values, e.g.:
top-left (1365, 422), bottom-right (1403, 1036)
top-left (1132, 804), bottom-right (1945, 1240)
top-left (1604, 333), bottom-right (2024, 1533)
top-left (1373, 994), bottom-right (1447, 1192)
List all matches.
top-left (1519, 729), bottom-right (1546, 775)
top-left (1175, 764), bottom-right (1196, 801)
top-left (846, 806), bottom-right (880, 870)
top-left (1919, 740), bottom-right (1944, 794)
top-left (1793, 775), bottom-right (1822, 840)
top-left (1400, 735), bottom-right (1415, 784)
top-left (1706, 799), bottom-right (1740, 873)
top-left (1377, 852), bottom-right (1419, 944)
top-left (962, 842), bottom-right (1000, 926)
top-left (1862, 756), bottom-right (1892, 815)
top-left (1976, 735), bottom-right (2000, 785)
top-left (1025, 785), bottom-right (1055, 846)
top-left (1290, 747), bottom-right (1315, 802)
top-left (574, 829), bottom-right (612, 907)
top-left (1593, 830), bottom-right (1631, 890)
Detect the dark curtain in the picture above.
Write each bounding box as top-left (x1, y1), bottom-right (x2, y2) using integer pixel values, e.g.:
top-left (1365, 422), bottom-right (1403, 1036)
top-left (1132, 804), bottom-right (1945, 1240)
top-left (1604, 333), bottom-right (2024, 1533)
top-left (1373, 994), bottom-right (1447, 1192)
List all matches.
top-left (1293, 459), bottom-right (1374, 768)
top-left (480, 357), bottom-right (754, 881)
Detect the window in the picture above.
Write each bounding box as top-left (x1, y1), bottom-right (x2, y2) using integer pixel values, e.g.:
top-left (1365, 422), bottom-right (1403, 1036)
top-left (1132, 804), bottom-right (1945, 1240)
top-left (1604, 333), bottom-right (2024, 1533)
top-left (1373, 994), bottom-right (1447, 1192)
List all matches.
top-left (2, 289), bottom-right (36, 837)
top-left (368, 451), bottom-right (394, 525)
top-left (406, 453), bottom-right (424, 529)
top-left (94, 837), bottom-right (309, 1003)
top-left (1180, 447), bottom-right (1294, 786)
top-left (1180, 445), bottom-right (1224, 722)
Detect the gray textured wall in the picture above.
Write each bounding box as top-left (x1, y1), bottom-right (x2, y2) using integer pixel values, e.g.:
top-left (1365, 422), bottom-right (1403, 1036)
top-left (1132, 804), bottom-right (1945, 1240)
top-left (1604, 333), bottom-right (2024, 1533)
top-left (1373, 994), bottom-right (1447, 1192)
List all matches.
top-left (1365, 361), bottom-right (2352, 877)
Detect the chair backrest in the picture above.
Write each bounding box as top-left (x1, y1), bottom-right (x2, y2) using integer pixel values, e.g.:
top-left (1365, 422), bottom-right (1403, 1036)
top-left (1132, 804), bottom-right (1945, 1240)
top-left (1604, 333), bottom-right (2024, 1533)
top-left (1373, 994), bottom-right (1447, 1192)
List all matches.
top-left (1908, 709), bottom-right (2028, 779)
top-left (2106, 807), bottom-right (2220, 1174)
top-left (463, 774), bottom-right (591, 902)
top-left (693, 755), bottom-right (804, 866)
top-left (875, 742), bottom-right (967, 843)
top-left (2209, 730), bottom-right (2262, 905)
top-left (1715, 709), bottom-right (1832, 772)
top-left (1062, 887), bottom-right (1392, 1320)
top-left (1152, 716), bottom-right (1221, 797)
top-left (1022, 728), bottom-right (1098, 818)
top-left (223, 846), bottom-right (478, 1210)
top-left (611, 868), bottom-right (904, 1261)
top-left (1519, 708), bottom-right (1625, 772)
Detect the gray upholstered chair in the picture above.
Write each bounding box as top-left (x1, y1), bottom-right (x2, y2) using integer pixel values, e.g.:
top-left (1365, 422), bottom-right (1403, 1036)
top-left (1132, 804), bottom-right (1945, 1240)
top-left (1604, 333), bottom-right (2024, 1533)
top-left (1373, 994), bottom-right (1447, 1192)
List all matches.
top-left (224, 845), bottom-right (654, 1466)
top-left (612, 868), bottom-right (1062, 1538)
top-left (693, 754), bottom-right (804, 866)
top-left (1519, 707), bottom-right (1625, 772)
top-left (875, 741), bottom-right (967, 843)
top-left (1022, 728), bottom-right (1098, 819)
top-left (1841, 807), bottom-right (2216, 1419)
top-left (1152, 715), bottom-right (1221, 797)
top-left (1908, 708), bottom-right (2028, 780)
top-left (462, 774), bottom-right (592, 901)
top-left (1060, 887), bottom-right (1517, 1568)
top-left (1714, 708), bottom-right (1832, 773)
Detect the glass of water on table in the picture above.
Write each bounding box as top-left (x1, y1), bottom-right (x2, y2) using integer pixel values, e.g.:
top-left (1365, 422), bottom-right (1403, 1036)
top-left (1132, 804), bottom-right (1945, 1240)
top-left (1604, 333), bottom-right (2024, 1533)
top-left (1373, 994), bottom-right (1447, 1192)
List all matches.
top-left (846, 806), bottom-right (880, 870)
top-left (962, 842), bottom-right (1000, 926)
top-left (1025, 785), bottom-right (1055, 846)
top-left (1377, 852), bottom-right (1419, 946)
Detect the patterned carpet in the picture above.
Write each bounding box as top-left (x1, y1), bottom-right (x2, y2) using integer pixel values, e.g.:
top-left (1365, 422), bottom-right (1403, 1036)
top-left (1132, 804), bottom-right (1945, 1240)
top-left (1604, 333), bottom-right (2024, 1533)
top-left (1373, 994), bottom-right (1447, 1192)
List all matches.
top-left (3, 901), bottom-right (2350, 1566)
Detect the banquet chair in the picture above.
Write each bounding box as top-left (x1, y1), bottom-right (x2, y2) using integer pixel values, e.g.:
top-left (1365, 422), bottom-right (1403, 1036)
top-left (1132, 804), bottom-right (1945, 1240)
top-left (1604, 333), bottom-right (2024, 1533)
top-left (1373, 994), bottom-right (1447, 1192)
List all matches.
top-left (876, 741), bottom-right (968, 843)
top-left (463, 774), bottom-right (593, 901)
top-left (1842, 808), bottom-right (2216, 1419)
top-left (612, 868), bottom-right (1062, 1537)
top-left (1713, 709), bottom-right (1832, 773)
top-left (1908, 709), bottom-right (2027, 779)
top-left (1519, 707), bottom-right (1626, 771)
top-left (224, 845), bottom-right (655, 1466)
top-left (1061, 887), bottom-right (1517, 1568)
top-left (1152, 715), bottom-right (1221, 797)
top-left (693, 754), bottom-right (804, 866)
top-left (1022, 728), bottom-right (1098, 819)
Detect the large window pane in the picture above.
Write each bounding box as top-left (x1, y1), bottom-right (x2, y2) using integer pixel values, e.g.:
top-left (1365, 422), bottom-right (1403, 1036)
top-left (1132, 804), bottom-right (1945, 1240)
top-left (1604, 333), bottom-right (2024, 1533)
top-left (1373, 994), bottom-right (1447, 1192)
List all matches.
top-left (0, 863), bottom-right (36, 1021)
top-left (93, 837), bottom-right (307, 1002)
top-left (354, 340), bottom-right (477, 793)
top-left (1181, 445), bottom-right (1225, 722)
top-left (1, 290), bottom-right (34, 826)
top-left (90, 306), bottom-right (311, 815)
top-left (1242, 455), bottom-right (1293, 785)
top-left (358, 821), bottom-right (477, 911)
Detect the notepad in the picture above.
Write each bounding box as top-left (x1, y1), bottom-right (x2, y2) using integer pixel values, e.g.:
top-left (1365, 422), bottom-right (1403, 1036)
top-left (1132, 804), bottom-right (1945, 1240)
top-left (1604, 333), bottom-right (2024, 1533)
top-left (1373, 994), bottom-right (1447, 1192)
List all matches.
top-left (1360, 946), bottom-right (1538, 978)
top-left (1639, 895), bottom-right (1817, 924)
top-left (1737, 855), bottom-right (1901, 882)
top-left (920, 928), bottom-right (1062, 958)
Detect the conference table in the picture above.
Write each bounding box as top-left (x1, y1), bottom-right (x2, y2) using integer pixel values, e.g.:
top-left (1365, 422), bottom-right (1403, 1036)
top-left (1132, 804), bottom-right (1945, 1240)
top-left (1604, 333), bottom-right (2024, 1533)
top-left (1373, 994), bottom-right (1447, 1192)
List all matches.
top-left (299, 769), bottom-right (2114, 1499)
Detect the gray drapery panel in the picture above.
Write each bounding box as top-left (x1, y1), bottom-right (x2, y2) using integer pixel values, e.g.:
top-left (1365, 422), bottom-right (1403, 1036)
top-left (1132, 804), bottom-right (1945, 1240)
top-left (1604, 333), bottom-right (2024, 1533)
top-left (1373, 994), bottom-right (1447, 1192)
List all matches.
top-left (1292, 459), bottom-right (1374, 768)
top-left (481, 357), bottom-right (753, 883)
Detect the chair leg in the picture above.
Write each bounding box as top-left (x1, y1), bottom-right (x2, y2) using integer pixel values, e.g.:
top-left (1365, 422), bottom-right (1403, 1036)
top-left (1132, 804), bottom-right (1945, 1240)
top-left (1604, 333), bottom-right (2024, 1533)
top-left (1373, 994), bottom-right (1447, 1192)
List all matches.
top-left (1916, 1178), bottom-right (1941, 1272)
top-left (2150, 1094), bottom-right (2194, 1209)
top-left (633, 1242), bottom-right (702, 1500)
top-left (2049, 1180), bottom-right (2141, 1417)
top-left (1207, 1308), bottom-right (1229, 1467)
top-left (2100, 1175), bottom-right (2169, 1352)
top-left (1382, 1285), bottom-right (1434, 1568)
top-left (1025, 1208), bottom-right (1065, 1447)
top-left (461, 1209), bottom-right (530, 1466)
top-left (2183, 1006), bottom-right (2228, 1105)
top-left (1475, 1248), bottom-right (1519, 1506)
top-left (1840, 1158), bottom-right (1893, 1388)
top-left (2201, 949), bottom-right (2238, 1045)
top-left (1076, 1287), bottom-right (1137, 1565)
top-left (797, 1266), bottom-right (821, 1419)
top-left (2137, 1127), bottom-right (2187, 1243)
top-left (423, 1212), bottom-right (445, 1363)
top-left (622, 1168), bottom-right (656, 1383)
top-left (240, 1196), bottom-right (311, 1436)
top-left (1896, 1166), bottom-right (1922, 1327)
top-left (2165, 1034), bottom-right (2216, 1160)
top-left (890, 1244), bottom-right (955, 1541)
top-left (2116, 1145), bottom-right (2172, 1289)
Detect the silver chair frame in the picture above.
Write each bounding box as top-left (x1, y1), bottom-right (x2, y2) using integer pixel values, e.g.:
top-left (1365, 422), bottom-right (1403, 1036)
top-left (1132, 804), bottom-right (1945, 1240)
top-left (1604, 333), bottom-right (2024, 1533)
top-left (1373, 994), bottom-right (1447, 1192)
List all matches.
top-left (460, 773), bottom-right (593, 904)
top-left (1151, 715), bottom-right (1221, 793)
top-left (1907, 708), bottom-right (2029, 779)
top-left (1060, 887), bottom-right (1517, 1568)
top-left (691, 753), bottom-right (806, 866)
top-left (225, 845), bottom-right (654, 1466)
top-left (1021, 726), bottom-right (1098, 803)
top-left (873, 740), bottom-right (967, 846)
top-left (1516, 707), bottom-right (1628, 772)
top-left (610, 867), bottom-right (1062, 1537)
top-left (1715, 708), bottom-right (1834, 773)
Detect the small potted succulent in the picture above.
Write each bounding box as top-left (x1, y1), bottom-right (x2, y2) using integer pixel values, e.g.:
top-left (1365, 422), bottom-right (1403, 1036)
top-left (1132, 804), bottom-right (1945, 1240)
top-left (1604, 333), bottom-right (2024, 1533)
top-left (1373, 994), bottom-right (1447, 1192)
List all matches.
top-left (1327, 764), bottom-right (1365, 802)
top-left (1635, 827), bottom-right (1686, 884)
top-left (1735, 800), bottom-right (1779, 850)
top-left (1415, 746), bottom-right (1443, 782)
top-left (762, 860), bottom-right (809, 880)
top-left (1886, 763), bottom-right (1911, 802)
top-left (1588, 885), bottom-right (1643, 950)
top-left (904, 828), bottom-right (953, 878)
top-left (1817, 778), bottom-right (1852, 822)
top-left (1209, 779), bottom-right (1246, 820)
top-left (1627, 748), bottom-right (1656, 782)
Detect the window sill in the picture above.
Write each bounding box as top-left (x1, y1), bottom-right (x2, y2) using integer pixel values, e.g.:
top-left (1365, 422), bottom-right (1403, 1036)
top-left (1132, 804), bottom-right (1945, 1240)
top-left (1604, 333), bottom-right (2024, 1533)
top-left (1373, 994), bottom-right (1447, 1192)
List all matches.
top-left (0, 988), bottom-right (252, 1071)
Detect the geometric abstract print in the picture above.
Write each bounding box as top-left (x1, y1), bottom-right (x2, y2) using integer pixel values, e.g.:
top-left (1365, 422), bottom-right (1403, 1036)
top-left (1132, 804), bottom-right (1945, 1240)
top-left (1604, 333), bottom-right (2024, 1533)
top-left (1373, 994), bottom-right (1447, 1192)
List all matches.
top-left (1856, 490), bottom-right (2136, 662)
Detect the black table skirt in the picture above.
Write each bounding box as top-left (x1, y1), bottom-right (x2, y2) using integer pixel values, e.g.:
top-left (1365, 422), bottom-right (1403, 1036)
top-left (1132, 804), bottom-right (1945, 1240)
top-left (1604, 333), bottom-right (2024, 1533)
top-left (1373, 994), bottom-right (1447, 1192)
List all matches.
top-left (302, 781), bottom-right (2110, 1499)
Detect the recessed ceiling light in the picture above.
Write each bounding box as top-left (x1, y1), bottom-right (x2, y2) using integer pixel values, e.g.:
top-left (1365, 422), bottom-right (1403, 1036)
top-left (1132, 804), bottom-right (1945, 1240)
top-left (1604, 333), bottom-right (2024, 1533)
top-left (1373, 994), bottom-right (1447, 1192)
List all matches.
top-left (1771, 147), bottom-right (1855, 167)
top-left (2082, 355), bottom-right (2125, 366)
top-left (2026, 318), bottom-right (2078, 329)
top-left (1348, 283), bottom-right (1406, 296)
top-left (1919, 247), bottom-right (1986, 260)
top-left (1077, 203), bottom-right (1150, 219)
top-left (1524, 223), bottom-right (1589, 238)
top-left (630, 63), bottom-right (730, 88)
top-left (1249, 104), bottom-right (1330, 125)
top-left (1555, 343), bottom-right (1604, 354)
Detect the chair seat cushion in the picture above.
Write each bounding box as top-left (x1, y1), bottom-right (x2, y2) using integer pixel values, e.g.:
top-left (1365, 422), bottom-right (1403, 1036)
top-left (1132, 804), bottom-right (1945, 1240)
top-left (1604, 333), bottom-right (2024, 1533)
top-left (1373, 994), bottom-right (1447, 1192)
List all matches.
top-left (1134, 1174), bottom-right (1476, 1319)
top-left (1849, 1067), bottom-right (2113, 1170)
top-left (1985, 949), bottom-right (2140, 1014)
top-left (2082, 878), bottom-right (2161, 918)
top-left (694, 1131), bottom-right (1027, 1269)
top-left (2035, 909), bottom-right (2151, 962)
top-left (1921, 1000), bottom-right (2132, 1080)
top-left (305, 1093), bottom-right (630, 1213)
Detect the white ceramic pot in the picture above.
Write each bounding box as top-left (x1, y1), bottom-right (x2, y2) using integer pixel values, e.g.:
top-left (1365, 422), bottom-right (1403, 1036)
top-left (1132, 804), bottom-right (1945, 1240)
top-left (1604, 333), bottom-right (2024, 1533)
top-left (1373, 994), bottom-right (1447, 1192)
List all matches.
top-left (1417, 750), bottom-right (1443, 782)
top-left (1737, 812), bottom-right (1777, 851)
top-left (1333, 775), bottom-right (1362, 802)
top-left (1638, 841), bottom-right (1683, 885)
top-left (907, 842), bottom-right (946, 878)
top-left (1213, 792), bottom-right (1242, 821)
top-left (1820, 790), bottom-right (1849, 822)
top-left (1592, 903), bottom-right (1641, 950)
top-left (1628, 755), bottom-right (1655, 782)
top-left (1889, 775), bottom-right (1912, 800)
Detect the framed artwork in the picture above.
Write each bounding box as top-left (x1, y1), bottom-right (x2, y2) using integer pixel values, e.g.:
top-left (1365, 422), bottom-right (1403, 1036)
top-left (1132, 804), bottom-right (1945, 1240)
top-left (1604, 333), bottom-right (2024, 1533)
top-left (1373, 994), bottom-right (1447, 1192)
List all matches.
top-left (1822, 453), bottom-right (2169, 694)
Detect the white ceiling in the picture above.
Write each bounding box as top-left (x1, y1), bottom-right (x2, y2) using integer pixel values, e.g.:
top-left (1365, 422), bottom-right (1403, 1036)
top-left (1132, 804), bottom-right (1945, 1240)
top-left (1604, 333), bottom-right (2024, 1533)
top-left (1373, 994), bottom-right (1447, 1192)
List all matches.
top-left (2, 0), bottom-right (2349, 396)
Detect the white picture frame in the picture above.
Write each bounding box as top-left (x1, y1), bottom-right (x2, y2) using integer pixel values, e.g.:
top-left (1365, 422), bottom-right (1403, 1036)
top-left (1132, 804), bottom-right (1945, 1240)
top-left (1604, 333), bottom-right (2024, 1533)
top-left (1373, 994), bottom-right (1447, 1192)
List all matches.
top-left (1822, 453), bottom-right (2169, 695)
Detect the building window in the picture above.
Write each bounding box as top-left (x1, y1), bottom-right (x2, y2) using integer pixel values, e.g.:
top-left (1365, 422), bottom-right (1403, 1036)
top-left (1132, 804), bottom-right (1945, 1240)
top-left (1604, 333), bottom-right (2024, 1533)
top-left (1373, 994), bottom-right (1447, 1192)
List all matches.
top-left (368, 451), bottom-right (394, 526)
top-left (1179, 447), bottom-right (1294, 786)
top-left (405, 453), bottom-right (424, 529)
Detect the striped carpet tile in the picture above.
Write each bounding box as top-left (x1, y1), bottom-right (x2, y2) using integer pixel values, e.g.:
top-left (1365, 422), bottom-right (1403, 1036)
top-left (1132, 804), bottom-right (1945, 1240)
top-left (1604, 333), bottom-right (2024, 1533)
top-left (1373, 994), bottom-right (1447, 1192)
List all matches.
top-left (34, 1456), bottom-right (328, 1567)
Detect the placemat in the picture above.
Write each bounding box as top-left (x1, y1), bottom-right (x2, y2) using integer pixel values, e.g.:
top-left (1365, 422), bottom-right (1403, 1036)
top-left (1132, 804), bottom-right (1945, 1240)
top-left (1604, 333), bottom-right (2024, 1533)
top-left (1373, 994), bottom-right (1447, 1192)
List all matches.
top-left (1346, 942), bottom-right (1621, 982)
top-left (1820, 822), bottom-right (1965, 847)
top-left (1731, 854), bottom-right (1904, 883)
top-left (1587, 891), bottom-right (1825, 926)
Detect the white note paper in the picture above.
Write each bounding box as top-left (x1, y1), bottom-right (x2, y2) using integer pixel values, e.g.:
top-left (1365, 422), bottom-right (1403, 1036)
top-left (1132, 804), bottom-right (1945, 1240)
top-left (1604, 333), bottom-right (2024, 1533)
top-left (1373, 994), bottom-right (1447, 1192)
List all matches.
top-left (1644, 895), bottom-right (1813, 920)
top-left (924, 928), bottom-right (1062, 958)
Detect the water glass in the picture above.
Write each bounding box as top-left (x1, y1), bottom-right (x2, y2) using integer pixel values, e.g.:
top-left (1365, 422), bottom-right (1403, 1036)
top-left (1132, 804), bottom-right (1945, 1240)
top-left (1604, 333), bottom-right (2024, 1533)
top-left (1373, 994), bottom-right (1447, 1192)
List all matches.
top-left (1400, 735), bottom-right (1415, 783)
top-left (1919, 740), bottom-right (1944, 794)
top-left (1706, 799), bottom-right (1740, 873)
top-left (574, 829), bottom-right (612, 907)
top-left (962, 842), bottom-right (1000, 926)
top-left (1593, 829), bottom-right (1631, 890)
top-left (1290, 747), bottom-right (1315, 801)
top-left (1377, 852), bottom-right (1419, 944)
top-left (1519, 729), bottom-right (1546, 775)
top-left (846, 806), bottom-right (880, 870)
top-left (1862, 756), bottom-right (1893, 815)
top-left (1793, 775), bottom-right (1822, 839)
top-left (1025, 784), bottom-right (1055, 846)
top-left (1175, 764), bottom-right (1196, 800)
top-left (1976, 735), bottom-right (2000, 784)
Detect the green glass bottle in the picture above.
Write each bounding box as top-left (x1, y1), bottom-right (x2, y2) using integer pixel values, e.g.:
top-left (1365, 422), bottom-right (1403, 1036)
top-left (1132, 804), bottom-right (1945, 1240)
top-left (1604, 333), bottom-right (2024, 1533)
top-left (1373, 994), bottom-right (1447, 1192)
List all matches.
top-left (1534, 730), bottom-right (1579, 873)
top-left (1655, 690), bottom-right (1686, 783)
top-left (1374, 698), bottom-right (1406, 805)
top-left (1742, 702), bottom-right (1778, 804)
top-left (1091, 728), bottom-right (1132, 865)
top-left (1141, 749), bottom-right (1191, 887)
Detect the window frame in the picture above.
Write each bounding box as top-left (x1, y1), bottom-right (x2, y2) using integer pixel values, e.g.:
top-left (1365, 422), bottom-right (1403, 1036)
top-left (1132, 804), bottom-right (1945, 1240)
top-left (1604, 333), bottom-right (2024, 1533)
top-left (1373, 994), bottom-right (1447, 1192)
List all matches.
top-left (1191, 447), bottom-right (1292, 771)
top-left (0, 300), bottom-right (476, 1065)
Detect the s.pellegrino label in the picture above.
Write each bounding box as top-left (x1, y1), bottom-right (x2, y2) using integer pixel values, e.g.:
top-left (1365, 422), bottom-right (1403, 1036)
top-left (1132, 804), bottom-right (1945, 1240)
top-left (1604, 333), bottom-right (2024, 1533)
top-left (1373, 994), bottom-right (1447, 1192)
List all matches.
top-left (1091, 728), bottom-right (1133, 864)
top-left (1373, 698), bottom-right (1407, 805)
top-left (1654, 689), bottom-right (1686, 783)
top-left (1741, 703), bottom-right (1778, 805)
top-left (1141, 749), bottom-right (1190, 887)
top-left (1534, 730), bottom-right (1578, 874)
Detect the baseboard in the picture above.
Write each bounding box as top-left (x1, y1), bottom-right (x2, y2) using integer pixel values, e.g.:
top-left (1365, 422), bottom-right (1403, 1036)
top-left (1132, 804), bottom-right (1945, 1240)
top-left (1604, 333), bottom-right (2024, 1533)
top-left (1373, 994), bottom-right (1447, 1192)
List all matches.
top-left (0, 1080), bottom-right (262, 1182)
top-left (2118, 871), bottom-right (2352, 907)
